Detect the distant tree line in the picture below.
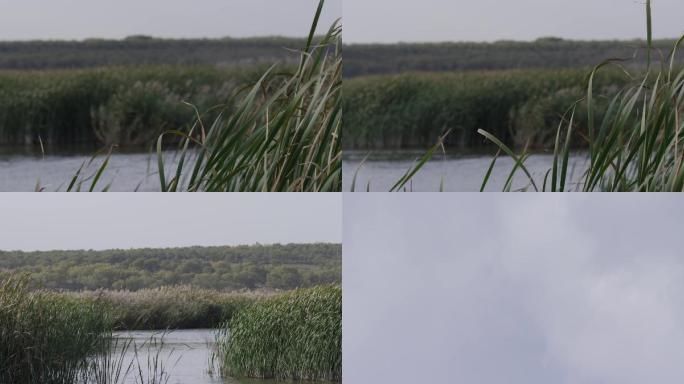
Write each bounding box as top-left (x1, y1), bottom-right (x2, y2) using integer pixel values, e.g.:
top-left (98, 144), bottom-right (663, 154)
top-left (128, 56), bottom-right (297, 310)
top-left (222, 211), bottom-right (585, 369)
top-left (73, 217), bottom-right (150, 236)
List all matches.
top-left (0, 37), bottom-right (680, 76)
top-left (344, 38), bottom-right (683, 77)
top-left (0, 36), bottom-right (305, 70)
top-left (0, 243), bottom-right (341, 291)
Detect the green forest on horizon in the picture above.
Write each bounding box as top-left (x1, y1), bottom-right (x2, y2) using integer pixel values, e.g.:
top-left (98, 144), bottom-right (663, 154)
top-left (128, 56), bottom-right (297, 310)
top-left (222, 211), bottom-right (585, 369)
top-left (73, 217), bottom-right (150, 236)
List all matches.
top-left (0, 243), bottom-right (341, 291)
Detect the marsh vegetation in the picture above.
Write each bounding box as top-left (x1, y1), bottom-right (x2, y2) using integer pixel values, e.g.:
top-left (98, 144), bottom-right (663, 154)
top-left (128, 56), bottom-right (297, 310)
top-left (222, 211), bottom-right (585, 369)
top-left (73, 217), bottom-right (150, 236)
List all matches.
top-left (477, 0), bottom-right (684, 191)
top-left (346, 0), bottom-right (684, 192)
top-left (0, 278), bottom-right (341, 383)
top-left (1, 0), bottom-right (341, 191)
top-left (0, 66), bottom-right (272, 147)
top-left (343, 68), bottom-right (628, 150)
top-left (216, 285), bottom-right (341, 382)
top-left (0, 240), bottom-right (342, 383)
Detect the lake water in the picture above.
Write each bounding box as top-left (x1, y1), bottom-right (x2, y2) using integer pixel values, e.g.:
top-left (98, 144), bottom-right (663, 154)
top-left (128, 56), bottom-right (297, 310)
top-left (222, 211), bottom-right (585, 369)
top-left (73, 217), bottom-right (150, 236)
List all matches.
top-left (343, 150), bottom-right (588, 192)
top-left (0, 148), bottom-right (184, 192)
top-left (113, 329), bottom-right (277, 384)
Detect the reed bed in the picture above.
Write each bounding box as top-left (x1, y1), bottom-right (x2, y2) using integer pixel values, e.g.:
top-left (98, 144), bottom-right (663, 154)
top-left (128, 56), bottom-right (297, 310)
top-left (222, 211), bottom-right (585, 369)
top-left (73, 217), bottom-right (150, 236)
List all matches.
top-left (216, 284), bottom-right (341, 382)
top-left (367, 0), bottom-right (684, 192)
top-left (478, 0), bottom-right (684, 191)
top-left (155, 0), bottom-right (341, 192)
top-left (0, 65), bottom-right (269, 147)
top-left (60, 0), bottom-right (341, 192)
top-left (73, 286), bottom-right (266, 330)
top-left (0, 276), bottom-right (112, 384)
top-left (343, 68), bottom-right (628, 150)
top-left (1, 275), bottom-right (339, 382)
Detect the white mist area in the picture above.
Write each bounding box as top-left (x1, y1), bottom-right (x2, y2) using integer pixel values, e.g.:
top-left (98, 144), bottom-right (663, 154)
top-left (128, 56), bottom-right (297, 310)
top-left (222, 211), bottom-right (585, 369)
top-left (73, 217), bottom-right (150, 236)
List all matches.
top-left (344, 194), bottom-right (684, 384)
top-left (344, 0), bottom-right (684, 43)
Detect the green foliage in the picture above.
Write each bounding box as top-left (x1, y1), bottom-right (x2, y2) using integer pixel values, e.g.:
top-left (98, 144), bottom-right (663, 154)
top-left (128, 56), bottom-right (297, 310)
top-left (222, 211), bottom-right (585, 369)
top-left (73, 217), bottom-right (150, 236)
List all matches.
top-left (478, 0), bottom-right (684, 191)
top-left (0, 276), bottom-right (113, 384)
top-left (216, 285), bottom-right (341, 381)
top-left (0, 65), bottom-right (278, 147)
top-left (157, 5), bottom-right (342, 192)
top-left (0, 243), bottom-right (341, 291)
top-left (343, 68), bottom-right (628, 149)
top-left (481, 59), bottom-right (684, 191)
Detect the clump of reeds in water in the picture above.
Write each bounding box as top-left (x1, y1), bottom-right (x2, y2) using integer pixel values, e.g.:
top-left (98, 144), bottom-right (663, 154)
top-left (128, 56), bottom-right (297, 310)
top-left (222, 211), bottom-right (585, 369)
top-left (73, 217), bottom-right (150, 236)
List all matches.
top-left (0, 275), bottom-right (112, 384)
top-left (478, 0), bottom-right (684, 191)
top-left (215, 284), bottom-right (341, 381)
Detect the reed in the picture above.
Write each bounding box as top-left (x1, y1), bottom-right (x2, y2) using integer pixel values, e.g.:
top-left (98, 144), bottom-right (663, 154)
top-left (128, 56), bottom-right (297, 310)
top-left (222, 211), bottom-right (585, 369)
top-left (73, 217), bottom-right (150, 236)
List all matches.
top-left (72, 286), bottom-right (263, 330)
top-left (215, 285), bottom-right (341, 381)
top-left (343, 68), bottom-right (628, 150)
top-left (478, 0), bottom-right (684, 191)
top-left (0, 65), bottom-right (269, 147)
top-left (0, 275), bottom-right (112, 384)
top-left (60, 0), bottom-right (341, 192)
top-left (367, 0), bottom-right (684, 192)
top-left (155, 0), bottom-right (341, 192)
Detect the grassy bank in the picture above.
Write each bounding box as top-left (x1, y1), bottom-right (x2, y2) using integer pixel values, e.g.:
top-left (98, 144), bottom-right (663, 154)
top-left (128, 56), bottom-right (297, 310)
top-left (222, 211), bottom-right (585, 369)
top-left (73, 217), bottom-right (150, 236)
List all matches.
top-left (343, 68), bottom-right (630, 150)
top-left (217, 284), bottom-right (341, 382)
top-left (0, 65), bottom-right (274, 147)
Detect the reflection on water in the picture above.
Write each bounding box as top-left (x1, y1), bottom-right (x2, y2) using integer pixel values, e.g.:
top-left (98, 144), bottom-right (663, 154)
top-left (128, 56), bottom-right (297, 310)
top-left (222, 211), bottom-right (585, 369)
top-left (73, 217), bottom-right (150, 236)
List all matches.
top-left (0, 146), bottom-right (186, 192)
top-left (342, 150), bottom-right (588, 192)
top-left (113, 330), bottom-right (280, 384)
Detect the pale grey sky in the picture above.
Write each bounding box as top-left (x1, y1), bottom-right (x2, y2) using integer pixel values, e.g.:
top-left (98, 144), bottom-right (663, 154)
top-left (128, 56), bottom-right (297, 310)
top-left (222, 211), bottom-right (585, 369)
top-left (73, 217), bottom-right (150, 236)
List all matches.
top-left (0, 193), bottom-right (341, 251)
top-left (0, 0), bottom-right (341, 41)
top-left (344, 194), bottom-right (684, 384)
top-left (345, 0), bottom-right (684, 43)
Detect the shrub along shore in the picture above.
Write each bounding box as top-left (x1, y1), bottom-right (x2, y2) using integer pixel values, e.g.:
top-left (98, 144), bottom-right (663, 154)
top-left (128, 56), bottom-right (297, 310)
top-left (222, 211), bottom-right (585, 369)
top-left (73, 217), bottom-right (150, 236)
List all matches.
top-left (343, 67), bottom-right (632, 150)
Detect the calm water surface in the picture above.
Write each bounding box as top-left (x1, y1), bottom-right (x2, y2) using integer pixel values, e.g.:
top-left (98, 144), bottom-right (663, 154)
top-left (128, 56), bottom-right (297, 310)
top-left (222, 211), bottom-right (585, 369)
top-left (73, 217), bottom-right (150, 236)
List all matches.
top-left (113, 330), bottom-right (285, 384)
top-left (343, 150), bottom-right (588, 192)
top-left (0, 147), bottom-right (185, 191)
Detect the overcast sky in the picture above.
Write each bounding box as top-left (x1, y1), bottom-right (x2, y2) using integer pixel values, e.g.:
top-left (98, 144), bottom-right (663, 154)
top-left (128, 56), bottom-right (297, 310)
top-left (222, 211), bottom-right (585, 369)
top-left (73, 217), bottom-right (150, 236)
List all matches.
top-left (344, 194), bottom-right (684, 384)
top-left (0, 193), bottom-right (340, 251)
top-left (0, 0), bottom-right (341, 41)
top-left (345, 0), bottom-right (684, 43)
